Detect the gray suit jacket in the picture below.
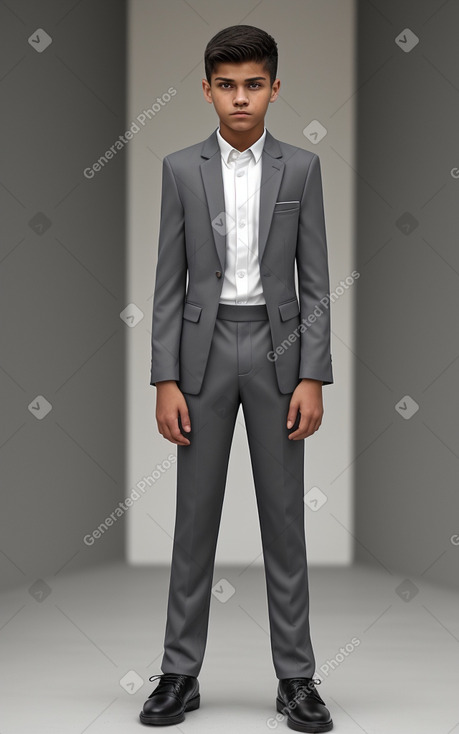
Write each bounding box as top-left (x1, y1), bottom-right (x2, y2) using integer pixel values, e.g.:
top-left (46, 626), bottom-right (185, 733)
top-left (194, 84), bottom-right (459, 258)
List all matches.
top-left (150, 128), bottom-right (333, 395)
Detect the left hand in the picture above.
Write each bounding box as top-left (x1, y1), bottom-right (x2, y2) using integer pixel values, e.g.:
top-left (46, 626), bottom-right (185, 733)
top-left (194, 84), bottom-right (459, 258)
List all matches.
top-left (287, 378), bottom-right (324, 440)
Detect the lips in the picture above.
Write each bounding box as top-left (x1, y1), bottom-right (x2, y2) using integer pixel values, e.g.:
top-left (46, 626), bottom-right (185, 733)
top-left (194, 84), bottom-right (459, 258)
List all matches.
top-left (231, 112), bottom-right (250, 116)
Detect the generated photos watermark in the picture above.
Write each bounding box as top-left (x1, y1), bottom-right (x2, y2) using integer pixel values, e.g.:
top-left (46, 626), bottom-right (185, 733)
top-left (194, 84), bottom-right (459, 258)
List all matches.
top-left (84, 87), bottom-right (177, 179)
top-left (267, 270), bottom-right (360, 363)
top-left (83, 453), bottom-right (176, 546)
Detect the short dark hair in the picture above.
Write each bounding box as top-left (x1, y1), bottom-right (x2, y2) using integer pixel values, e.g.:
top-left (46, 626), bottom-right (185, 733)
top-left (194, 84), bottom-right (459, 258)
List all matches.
top-left (204, 25), bottom-right (278, 86)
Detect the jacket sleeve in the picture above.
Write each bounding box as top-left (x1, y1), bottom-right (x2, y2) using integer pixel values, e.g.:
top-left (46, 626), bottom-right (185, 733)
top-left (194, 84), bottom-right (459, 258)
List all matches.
top-left (296, 153), bottom-right (334, 386)
top-left (150, 156), bottom-right (187, 386)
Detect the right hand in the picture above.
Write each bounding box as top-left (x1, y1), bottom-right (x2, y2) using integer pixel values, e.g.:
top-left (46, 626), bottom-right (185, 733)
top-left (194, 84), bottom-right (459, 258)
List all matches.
top-left (155, 380), bottom-right (191, 446)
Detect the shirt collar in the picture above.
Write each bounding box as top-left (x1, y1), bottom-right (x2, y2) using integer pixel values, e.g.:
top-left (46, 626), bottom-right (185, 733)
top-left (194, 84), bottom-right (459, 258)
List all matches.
top-left (217, 126), bottom-right (266, 166)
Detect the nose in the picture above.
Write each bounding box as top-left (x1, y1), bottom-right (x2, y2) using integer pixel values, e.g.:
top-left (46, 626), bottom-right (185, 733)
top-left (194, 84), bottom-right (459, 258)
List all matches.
top-left (233, 86), bottom-right (249, 105)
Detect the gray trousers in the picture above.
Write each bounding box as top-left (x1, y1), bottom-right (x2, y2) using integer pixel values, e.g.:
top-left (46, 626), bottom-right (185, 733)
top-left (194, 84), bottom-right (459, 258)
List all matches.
top-left (160, 303), bottom-right (316, 679)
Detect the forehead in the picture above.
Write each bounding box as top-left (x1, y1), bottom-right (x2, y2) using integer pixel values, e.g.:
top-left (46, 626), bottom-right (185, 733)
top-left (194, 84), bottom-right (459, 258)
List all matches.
top-left (211, 60), bottom-right (268, 81)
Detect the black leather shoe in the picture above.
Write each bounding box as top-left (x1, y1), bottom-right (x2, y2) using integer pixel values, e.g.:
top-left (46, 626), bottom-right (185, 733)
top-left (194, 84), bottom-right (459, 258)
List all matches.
top-left (139, 673), bottom-right (200, 726)
top-left (276, 677), bottom-right (333, 732)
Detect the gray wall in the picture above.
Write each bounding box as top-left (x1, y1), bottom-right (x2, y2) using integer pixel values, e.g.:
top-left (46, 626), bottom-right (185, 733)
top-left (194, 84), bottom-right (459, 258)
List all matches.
top-left (354, 0), bottom-right (459, 588)
top-left (0, 0), bottom-right (126, 592)
top-left (2, 0), bottom-right (457, 594)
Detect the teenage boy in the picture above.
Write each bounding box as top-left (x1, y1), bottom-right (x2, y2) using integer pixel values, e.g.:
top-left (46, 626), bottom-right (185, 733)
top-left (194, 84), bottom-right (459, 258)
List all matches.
top-left (140, 24), bottom-right (334, 733)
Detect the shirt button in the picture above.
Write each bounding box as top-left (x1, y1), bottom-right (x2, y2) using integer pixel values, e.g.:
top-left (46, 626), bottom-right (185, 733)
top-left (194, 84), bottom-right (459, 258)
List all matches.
top-left (237, 269), bottom-right (246, 278)
top-left (236, 170), bottom-right (245, 177)
top-left (239, 221), bottom-right (246, 228)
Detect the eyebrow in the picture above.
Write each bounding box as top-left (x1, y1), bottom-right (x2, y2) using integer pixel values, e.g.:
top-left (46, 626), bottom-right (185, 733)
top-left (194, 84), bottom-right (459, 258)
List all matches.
top-left (214, 76), bottom-right (267, 82)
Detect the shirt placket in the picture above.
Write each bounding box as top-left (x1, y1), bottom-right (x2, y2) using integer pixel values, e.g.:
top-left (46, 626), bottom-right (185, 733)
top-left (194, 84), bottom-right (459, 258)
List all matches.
top-left (233, 151), bottom-right (251, 304)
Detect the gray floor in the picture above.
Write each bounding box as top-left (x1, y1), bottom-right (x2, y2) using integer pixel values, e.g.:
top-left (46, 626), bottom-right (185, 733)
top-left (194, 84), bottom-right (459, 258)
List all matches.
top-left (1, 561), bottom-right (458, 733)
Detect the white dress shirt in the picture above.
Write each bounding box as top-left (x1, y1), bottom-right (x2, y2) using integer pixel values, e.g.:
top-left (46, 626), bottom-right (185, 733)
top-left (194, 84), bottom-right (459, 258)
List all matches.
top-left (216, 126), bottom-right (267, 305)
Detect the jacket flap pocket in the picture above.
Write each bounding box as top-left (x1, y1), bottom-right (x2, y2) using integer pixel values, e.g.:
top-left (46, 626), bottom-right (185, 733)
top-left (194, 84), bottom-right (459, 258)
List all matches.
top-left (278, 298), bottom-right (300, 321)
top-left (183, 301), bottom-right (202, 322)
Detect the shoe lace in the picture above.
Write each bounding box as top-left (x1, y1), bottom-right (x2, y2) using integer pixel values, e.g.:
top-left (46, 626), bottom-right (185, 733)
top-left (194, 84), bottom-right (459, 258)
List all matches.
top-left (148, 673), bottom-right (191, 696)
top-left (284, 677), bottom-right (324, 704)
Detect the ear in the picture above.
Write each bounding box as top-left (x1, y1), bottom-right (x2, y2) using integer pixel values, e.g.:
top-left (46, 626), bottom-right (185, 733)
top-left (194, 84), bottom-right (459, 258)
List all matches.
top-left (270, 78), bottom-right (281, 102)
top-left (202, 79), bottom-right (212, 104)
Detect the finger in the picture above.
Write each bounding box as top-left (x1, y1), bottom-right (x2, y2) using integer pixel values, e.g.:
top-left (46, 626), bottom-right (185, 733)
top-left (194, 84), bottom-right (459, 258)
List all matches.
top-left (286, 403), bottom-right (299, 429)
top-left (159, 418), bottom-right (190, 446)
top-left (289, 413), bottom-right (313, 439)
top-left (179, 405), bottom-right (191, 432)
top-left (290, 412), bottom-right (323, 439)
top-left (169, 417), bottom-right (191, 445)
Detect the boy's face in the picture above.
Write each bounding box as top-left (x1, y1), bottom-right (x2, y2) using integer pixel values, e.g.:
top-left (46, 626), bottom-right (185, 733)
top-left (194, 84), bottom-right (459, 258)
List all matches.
top-left (202, 60), bottom-right (280, 135)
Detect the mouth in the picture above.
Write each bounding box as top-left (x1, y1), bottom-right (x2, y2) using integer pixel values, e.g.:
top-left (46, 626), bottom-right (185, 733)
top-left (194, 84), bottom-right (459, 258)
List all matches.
top-left (231, 112), bottom-right (251, 116)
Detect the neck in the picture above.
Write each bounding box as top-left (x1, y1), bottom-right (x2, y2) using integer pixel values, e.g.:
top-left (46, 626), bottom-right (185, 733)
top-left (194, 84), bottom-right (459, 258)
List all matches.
top-left (218, 120), bottom-right (265, 152)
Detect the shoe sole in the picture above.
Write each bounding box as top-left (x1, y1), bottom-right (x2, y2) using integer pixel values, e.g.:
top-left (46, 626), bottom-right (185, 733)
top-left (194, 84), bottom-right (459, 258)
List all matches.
top-left (276, 697), bottom-right (333, 732)
top-left (139, 693), bottom-right (200, 726)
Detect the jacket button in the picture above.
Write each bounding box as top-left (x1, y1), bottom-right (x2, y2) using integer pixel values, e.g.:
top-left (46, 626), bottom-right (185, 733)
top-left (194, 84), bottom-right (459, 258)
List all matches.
top-left (216, 270), bottom-right (222, 278)
top-left (263, 271), bottom-right (271, 277)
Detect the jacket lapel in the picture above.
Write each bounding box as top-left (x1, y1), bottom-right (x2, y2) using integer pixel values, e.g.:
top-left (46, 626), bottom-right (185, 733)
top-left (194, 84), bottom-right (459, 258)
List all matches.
top-left (200, 128), bottom-right (285, 272)
top-left (258, 131), bottom-right (284, 263)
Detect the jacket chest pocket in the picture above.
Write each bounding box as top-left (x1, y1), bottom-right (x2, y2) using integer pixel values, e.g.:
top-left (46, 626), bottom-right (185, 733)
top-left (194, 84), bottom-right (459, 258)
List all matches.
top-left (273, 201), bottom-right (300, 214)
